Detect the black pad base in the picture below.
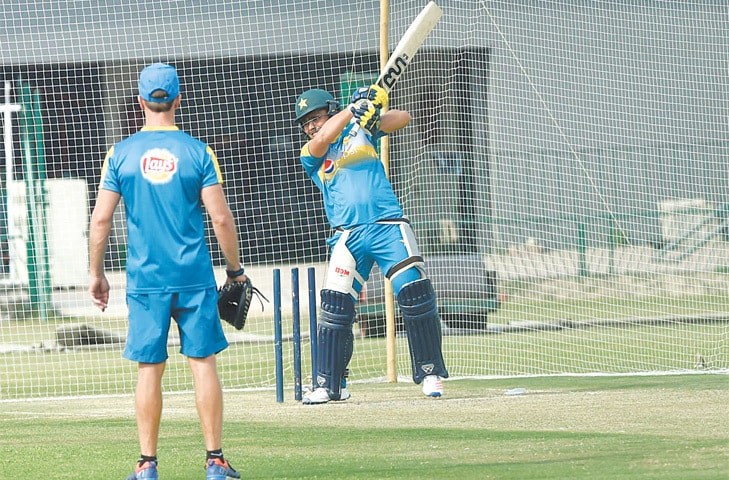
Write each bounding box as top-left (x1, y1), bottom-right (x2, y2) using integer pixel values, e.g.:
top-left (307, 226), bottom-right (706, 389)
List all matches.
top-left (397, 279), bottom-right (449, 383)
top-left (315, 290), bottom-right (355, 399)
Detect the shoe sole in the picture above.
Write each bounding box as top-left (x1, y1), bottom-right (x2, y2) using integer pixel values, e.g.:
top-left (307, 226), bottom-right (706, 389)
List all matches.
top-left (302, 393), bottom-right (350, 404)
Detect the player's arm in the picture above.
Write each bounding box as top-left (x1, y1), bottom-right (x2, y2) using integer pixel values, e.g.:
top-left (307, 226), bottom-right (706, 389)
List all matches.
top-left (201, 183), bottom-right (247, 283)
top-left (379, 109), bottom-right (411, 134)
top-left (88, 188), bottom-right (121, 311)
top-left (307, 107), bottom-right (355, 158)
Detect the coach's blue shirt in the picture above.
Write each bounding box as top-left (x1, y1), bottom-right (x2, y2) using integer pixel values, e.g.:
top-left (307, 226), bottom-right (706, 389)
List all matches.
top-left (99, 126), bottom-right (222, 293)
top-left (299, 122), bottom-right (403, 230)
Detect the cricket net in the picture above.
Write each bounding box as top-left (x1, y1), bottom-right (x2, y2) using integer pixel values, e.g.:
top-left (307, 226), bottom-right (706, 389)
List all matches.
top-left (0, 0), bottom-right (727, 400)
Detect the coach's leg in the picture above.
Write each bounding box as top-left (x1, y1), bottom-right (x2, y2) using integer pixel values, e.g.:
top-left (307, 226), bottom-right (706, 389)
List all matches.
top-left (135, 361), bottom-right (166, 458)
top-left (396, 277), bottom-right (449, 384)
top-left (188, 354), bottom-right (223, 451)
top-left (189, 354), bottom-right (240, 479)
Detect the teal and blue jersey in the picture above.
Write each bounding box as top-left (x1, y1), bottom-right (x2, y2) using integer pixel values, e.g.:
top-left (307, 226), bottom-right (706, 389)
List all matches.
top-left (99, 126), bottom-right (222, 293)
top-left (300, 122), bottom-right (403, 230)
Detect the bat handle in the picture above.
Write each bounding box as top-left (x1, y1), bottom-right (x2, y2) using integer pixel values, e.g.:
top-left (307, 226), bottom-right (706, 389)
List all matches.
top-left (348, 123), bottom-right (361, 138)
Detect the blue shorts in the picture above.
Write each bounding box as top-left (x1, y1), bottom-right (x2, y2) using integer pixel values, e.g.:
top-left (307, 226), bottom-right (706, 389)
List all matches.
top-left (123, 287), bottom-right (229, 363)
top-left (325, 221), bottom-right (423, 299)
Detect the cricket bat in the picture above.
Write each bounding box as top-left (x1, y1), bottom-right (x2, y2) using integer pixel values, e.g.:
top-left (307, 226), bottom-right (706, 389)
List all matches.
top-left (350, 1), bottom-right (443, 135)
top-left (377, 1), bottom-right (443, 93)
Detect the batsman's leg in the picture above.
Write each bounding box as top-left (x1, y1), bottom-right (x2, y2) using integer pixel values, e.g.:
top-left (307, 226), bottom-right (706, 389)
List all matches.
top-left (397, 278), bottom-right (449, 385)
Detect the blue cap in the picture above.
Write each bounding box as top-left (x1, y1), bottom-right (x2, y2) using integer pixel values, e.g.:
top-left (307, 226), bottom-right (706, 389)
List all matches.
top-left (138, 63), bottom-right (180, 103)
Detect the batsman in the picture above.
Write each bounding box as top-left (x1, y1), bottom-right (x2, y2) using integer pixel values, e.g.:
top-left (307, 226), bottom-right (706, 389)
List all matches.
top-left (294, 85), bottom-right (449, 404)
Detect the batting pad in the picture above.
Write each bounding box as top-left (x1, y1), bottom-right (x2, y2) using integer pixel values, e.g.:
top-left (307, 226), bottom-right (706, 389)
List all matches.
top-left (315, 289), bottom-right (355, 399)
top-left (398, 279), bottom-right (449, 383)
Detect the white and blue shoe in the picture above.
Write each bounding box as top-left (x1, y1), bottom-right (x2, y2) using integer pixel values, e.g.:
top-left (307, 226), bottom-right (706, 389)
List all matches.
top-left (339, 388), bottom-right (351, 401)
top-left (422, 375), bottom-right (444, 397)
top-left (302, 387), bottom-right (351, 404)
top-left (302, 387), bottom-right (331, 404)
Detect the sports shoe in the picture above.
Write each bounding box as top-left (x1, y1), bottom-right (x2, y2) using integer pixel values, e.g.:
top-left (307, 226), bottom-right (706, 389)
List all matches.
top-left (339, 387), bottom-right (351, 401)
top-left (302, 387), bottom-right (332, 404)
top-left (422, 375), bottom-right (444, 397)
top-left (339, 371), bottom-right (351, 400)
top-left (302, 387), bottom-right (351, 404)
top-left (205, 458), bottom-right (240, 479)
top-left (125, 460), bottom-right (158, 480)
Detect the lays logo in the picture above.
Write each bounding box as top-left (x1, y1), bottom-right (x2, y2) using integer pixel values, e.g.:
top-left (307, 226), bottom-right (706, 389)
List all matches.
top-left (140, 148), bottom-right (178, 184)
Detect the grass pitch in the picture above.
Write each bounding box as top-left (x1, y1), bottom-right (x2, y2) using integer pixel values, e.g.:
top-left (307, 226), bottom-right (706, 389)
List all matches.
top-left (1, 375), bottom-right (727, 479)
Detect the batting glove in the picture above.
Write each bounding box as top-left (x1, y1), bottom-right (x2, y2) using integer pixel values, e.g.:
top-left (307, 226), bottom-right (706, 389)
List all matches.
top-left (350, 85), bottom-right (389, 111)
top-left (350, 100), bottom-right (381, 132)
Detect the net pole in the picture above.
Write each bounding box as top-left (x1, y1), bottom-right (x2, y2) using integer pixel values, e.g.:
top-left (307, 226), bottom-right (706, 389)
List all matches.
top-left (2, 82), bottom-right (20, 281)
top-left (380, 0), bottom-right (398, 384)
top-left (32, 89), bottom-right (52, 319)
top-left (19, 83), bottom-right (40, 307)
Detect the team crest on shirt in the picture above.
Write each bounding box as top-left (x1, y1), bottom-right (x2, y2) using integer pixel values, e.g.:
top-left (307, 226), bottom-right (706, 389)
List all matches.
top-left (140, 148), bottom-right (178, 184)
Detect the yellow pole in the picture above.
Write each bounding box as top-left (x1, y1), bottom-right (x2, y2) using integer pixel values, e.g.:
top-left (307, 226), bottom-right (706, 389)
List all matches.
top-left (380, 0), bottom-right (397, 383)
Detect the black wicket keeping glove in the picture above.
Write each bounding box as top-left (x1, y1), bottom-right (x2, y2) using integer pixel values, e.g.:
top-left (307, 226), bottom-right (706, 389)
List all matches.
top-left (217, 277), bottom-right (269, 330)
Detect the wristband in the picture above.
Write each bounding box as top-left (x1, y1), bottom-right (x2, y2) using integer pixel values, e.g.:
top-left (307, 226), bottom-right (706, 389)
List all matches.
top-left (226, 267), bottom-right (245, 279)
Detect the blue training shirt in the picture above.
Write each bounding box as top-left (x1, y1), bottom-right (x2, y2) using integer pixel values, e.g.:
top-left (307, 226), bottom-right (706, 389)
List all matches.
top-left (299, 121), bottom-right (403, 229)
top-left (99, 126), bottom-right (222, 293)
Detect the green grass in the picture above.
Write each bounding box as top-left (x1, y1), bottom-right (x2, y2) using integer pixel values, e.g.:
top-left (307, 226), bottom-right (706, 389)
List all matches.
top-left (1, 286), bottom-right (728, 399)
top-left (1, 318), bottom-right (727, 399)
top-left (1, 375), bottom-right (727, 479)
top-left (490, 293), bottom-right (729, 324)
top-left (0, 328), bottom-right (722, 399)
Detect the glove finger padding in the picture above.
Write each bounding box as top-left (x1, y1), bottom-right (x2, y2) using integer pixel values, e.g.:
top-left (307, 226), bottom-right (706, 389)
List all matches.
top-left (350, 85), bottom-right (389, 111)
top-left (350, 100), bottom-right (381, 133)
top-left (349, 86), bottom-right (371, 104)
top-left (367, 84), bottom-right (389, 110)
top-left (217, 278), bottom-right (269, 330)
